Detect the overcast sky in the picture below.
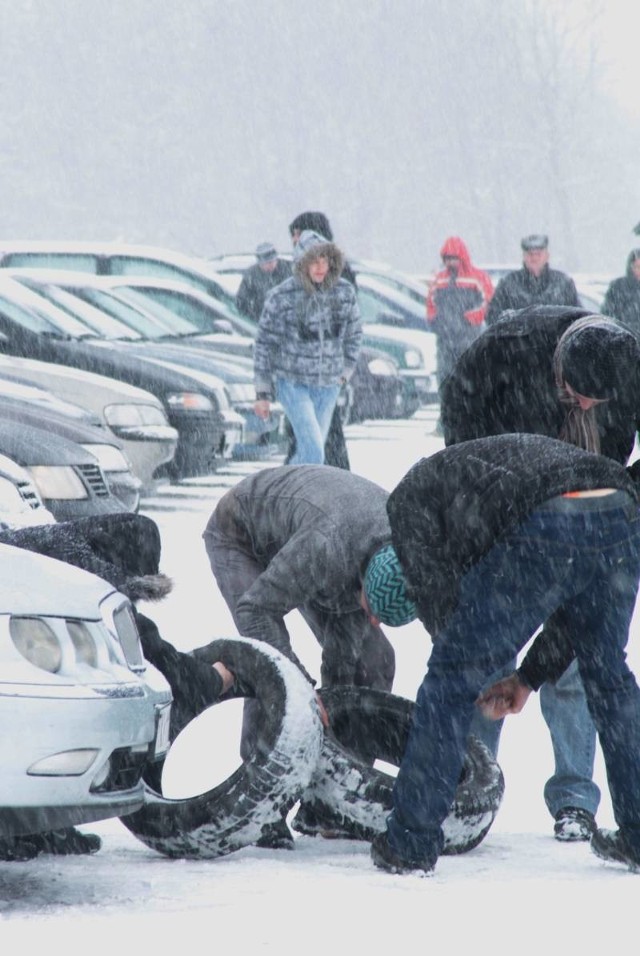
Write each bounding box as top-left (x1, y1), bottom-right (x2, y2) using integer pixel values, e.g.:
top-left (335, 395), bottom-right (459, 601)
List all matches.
top-left (0, 0), bottom-right (638, 276)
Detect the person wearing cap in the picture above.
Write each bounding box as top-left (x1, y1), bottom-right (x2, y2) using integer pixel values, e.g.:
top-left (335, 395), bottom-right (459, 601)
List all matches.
top-left (602, 249), bottom-right (640, 340)
top-left (485, 234), bottom-right (579, 326)
top-left (253, 229), bottom-right (362, 465)
top-left (235, 241), bottom-right (292, 323)
top-left (203, 463), bottom-right (416, 847)
top-left (371, 432), bottom-right (640, 876)
top-left (439, 304), bottom-right (640, 843)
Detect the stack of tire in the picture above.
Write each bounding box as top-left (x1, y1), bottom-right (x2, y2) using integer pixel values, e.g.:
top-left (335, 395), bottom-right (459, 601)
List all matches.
top-left (122, 637), bottom-right (505, 860)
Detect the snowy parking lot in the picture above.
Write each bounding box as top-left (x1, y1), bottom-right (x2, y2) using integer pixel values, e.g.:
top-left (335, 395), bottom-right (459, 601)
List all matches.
top-left (1, 407), bottom-right (639, 951)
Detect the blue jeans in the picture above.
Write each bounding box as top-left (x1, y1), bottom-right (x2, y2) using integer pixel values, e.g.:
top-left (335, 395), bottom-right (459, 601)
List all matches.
top-left (386, 496), bottom-right (640, 867)
top-left (276, 379), bottom-right (340, 465)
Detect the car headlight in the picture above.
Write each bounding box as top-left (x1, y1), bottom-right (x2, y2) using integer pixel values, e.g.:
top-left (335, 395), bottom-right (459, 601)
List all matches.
top-left (104, 403), bottom-right (170, 427)
top-left (367, 357), bottom-right (398, 377)
top-left (67, 620), bottom-right (99, 668)
top-left (10, 617), bottom-right (63, 673)
top-left (81, 443), bottom-right (130, 473)
top-left (28, 466), bottom-right (88, 500)
top-left (403, 349), bottom-right (423, 369)
top-left (165, 392), bottom-right (213, 411)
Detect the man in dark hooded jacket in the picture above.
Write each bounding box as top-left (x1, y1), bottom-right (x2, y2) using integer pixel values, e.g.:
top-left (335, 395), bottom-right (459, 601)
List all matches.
top-left (485, 233), bottom-right (579, 326)
top-left (602, 248), bottom-right (640, 339)
top-left (440, 304), bottom-right (640, 842)
top-left (371, 433), bottom-right (640, 877)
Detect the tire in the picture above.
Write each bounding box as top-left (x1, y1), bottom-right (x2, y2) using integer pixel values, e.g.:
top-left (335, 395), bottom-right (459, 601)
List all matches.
top-left (302, 686), bottom-right (504, 855)
top-left (120, 637), bottom-right (324, 859)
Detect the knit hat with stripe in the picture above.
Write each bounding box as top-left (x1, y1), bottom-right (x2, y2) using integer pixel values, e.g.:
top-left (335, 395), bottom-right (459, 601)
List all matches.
top-left (363, 544), bottom-right (417, 627)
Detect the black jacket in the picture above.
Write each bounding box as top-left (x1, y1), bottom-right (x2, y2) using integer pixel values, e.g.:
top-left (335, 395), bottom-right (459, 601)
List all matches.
top-left (440, 305), bottom-right (640, 466)
top-left (236, 259), bottom-right (293, 323)
top-left (485, 264), bottom-right (579, 326)
top-left (387, 432), bottom-right (638, 652)
top-left (602, 255), bottom-right (640, 339)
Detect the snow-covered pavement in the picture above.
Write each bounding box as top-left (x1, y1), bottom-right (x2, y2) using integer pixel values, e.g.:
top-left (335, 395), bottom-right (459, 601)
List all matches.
top-left (1, 407), bottom-right (638, 952)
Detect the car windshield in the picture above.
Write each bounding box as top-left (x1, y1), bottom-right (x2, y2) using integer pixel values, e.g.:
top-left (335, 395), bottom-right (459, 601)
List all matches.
top-left (108, 256), bottom-right (242, 316)
top-left (73, 287), bottom-right (193, 339)
top-left (21, 282), bottom-right (141, 340)
top-left (0, 295), bottom-right (78, 338)
top-left (112, 288), bottom-right (202, 337)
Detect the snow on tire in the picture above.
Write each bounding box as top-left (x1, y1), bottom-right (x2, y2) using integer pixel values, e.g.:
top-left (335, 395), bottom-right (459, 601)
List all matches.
top-left (121, 637), bottom-right (324, 860)
top-left (302, 685), bottom-right (504, 855)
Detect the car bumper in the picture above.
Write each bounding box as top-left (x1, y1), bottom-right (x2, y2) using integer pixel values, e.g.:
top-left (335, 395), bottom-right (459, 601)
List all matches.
top-left (0, 676), bottom-right (171, 838)
top-left (163, 410), bottom-right (244, 479)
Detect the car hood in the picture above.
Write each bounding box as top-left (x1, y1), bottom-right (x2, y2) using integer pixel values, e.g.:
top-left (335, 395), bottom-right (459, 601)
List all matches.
top-left (0, 543), bottom-right (116, 616)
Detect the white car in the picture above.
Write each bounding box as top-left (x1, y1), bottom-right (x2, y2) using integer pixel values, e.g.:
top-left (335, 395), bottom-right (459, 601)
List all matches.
top-left (0, 544), bottom-right (172, 838)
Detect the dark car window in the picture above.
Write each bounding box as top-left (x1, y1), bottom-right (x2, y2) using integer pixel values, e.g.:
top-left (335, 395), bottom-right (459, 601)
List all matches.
top-left (1, 253), bottom-right (100, 272)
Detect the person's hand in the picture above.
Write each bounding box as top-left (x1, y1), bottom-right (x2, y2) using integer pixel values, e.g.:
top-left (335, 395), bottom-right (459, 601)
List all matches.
top-left (254, 399), bottom-right (271, 420)
top-left (213, 661), bottom-right (235, 694)
top-left (476, 673), bottom-right (531, 720)
top-left (315, 692), bottom-right (330, 728)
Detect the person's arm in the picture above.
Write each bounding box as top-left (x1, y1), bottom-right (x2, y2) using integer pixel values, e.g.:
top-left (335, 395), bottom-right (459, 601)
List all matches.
top-left (234, 531), bottom-right (337, 685)
top-left (484, 279), bottom-right (509, 326)
top-left (341, 286), bottom-right (362, 381)
top-left (253, 291), bottom-right (279, 417)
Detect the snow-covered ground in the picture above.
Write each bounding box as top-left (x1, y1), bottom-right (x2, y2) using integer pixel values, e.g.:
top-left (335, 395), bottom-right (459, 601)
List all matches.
top-left (2, 407), bottom-right (639, 952)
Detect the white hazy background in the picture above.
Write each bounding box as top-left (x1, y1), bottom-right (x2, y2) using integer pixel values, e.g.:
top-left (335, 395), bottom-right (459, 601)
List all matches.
top-left (0, 0), bottom-right (638, 274)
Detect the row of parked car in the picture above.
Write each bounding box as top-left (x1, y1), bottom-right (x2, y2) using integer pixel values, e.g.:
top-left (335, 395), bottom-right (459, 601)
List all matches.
top-left (0, 239), bottom-right (609, 850)
top-left (0, 239), bottom-right (440, 848)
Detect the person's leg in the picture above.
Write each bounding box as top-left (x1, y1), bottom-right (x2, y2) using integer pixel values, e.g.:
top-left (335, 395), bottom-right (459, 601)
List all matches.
top-left (308, 383), bottom-right (341, 449)
top-left (203, 519), bottom-right (272, 761)
top-left (382, 523), bottom-right (577, 869)
top-left (540, 656), bottom-right (600, 825)
top-left (565, 507), bottom-right (640, 860)
top-left (276, 379), bottom-right (326, 464)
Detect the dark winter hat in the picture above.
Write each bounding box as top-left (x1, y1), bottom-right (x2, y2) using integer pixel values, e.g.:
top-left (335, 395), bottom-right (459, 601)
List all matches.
top-left (256, 242), bottom-right (277, 263)
top-left (293, 229), bottom-right (331, 262)
top-left (363, 545), bottom-right (417, 627)
top-left (289, 211), bottom-right (333, 241)
top-left (560, 320), bottom-right (640, 399)
top-left (521, 234), bottom-right (548, 251)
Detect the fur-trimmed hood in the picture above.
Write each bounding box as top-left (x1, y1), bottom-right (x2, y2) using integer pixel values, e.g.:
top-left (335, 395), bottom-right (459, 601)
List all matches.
top-left (293, 229), bottom-right (345, 293)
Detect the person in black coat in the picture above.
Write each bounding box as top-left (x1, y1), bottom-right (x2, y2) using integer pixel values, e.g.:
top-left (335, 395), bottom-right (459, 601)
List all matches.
top-left (439, 305), bottom-right (640, 842)
top-left (236, 242), bottom-right (292, 323)
top-left (602, 248), bottom-right (640, 339)
top-left (371, 433), bottom-right (640, 876)
top-left (485, 234), bottom-right (579, 326)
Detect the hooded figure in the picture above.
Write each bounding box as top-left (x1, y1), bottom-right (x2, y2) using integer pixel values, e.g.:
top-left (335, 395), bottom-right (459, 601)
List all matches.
top-left (602, 248), bottom-right (640, 340)
top-left (254, 230), bottom-right (362, 465)
top-left (426, 236), bottom-right (494, 388)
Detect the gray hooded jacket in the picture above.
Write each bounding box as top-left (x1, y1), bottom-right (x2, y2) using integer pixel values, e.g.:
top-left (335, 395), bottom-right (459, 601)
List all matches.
top-left (253, 232), bottom-right (362, 398)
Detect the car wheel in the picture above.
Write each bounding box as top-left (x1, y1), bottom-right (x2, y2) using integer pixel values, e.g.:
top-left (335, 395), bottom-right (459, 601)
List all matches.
top-left (302, 685), bottom-right (504, 855)
top-left (120, 637), bottom-right (324, 859)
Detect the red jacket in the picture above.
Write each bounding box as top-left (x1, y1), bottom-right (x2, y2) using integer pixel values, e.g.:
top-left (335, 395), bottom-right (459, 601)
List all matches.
top-left (427, 237), bottom-right (494, 327)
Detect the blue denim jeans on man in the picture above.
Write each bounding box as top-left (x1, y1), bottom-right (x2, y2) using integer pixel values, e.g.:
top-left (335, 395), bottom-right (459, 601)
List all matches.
top-left (386, 494), bottom-right (640, 868)
top-left (276, 379), bottom-right (340, 465)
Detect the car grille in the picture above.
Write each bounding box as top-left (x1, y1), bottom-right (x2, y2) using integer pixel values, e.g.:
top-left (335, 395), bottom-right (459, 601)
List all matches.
top-left (76, 463), bottom-right (110, 497)
top-left (16, 479), bottom-right (43, 511)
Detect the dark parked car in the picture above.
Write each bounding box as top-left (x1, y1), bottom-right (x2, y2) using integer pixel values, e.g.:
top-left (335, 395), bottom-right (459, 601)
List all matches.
top-left (0, 275), bottom-right (243, 480)
top-left (8, 273), bottom-right (288, 461)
